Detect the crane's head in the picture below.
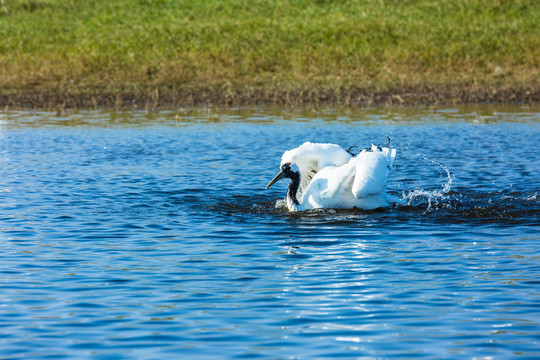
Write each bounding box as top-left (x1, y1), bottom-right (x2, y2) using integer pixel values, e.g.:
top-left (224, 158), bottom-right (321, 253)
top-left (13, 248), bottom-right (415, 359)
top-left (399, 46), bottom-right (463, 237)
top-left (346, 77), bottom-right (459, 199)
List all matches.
top-left (265, 142), bottom-right (351, 191)
top-left (265, 162), bottom-right (300, 189)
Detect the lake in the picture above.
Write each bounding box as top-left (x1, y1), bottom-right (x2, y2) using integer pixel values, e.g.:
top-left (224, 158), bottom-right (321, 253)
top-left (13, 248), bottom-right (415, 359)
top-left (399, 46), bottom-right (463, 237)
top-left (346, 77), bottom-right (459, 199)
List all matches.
top-left (0, 106), bottom-right (539, 359)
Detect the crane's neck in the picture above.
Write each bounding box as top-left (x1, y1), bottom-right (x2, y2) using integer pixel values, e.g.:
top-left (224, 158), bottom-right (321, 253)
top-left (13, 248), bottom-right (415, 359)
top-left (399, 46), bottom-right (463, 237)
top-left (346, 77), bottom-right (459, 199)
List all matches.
top-left (286, 172), bottom-right (301, 211)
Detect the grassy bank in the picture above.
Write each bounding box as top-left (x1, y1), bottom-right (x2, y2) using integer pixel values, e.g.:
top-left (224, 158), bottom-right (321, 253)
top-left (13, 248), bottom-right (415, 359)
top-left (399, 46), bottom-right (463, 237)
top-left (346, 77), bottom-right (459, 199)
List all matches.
top-left (0, 0), bottom-right (539, 108)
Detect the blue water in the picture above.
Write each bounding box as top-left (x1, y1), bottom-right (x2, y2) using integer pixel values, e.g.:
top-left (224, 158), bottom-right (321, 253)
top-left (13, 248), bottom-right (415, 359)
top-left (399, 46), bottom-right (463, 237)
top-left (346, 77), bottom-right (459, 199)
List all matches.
top-left (0, 106), bottom-right (539, 359)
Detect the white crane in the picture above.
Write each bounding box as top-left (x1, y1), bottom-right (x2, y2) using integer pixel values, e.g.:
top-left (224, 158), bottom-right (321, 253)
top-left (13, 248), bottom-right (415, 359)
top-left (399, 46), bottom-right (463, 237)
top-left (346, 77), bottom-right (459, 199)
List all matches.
top-left (266, 142), bottom-right (398, 211)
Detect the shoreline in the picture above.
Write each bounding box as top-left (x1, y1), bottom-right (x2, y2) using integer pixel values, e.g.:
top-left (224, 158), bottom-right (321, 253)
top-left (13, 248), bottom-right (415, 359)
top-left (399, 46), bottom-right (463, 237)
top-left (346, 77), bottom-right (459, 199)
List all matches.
top-left (1, 84), bottom-right (539, 110)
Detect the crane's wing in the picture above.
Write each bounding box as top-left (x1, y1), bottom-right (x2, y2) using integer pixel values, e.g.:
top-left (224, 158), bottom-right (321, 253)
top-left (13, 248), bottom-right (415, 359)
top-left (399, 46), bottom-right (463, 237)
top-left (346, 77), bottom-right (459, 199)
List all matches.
top-left (351, 147), bottom-right (396, 199)
top-left (297, 162), bottom-right (355, 208)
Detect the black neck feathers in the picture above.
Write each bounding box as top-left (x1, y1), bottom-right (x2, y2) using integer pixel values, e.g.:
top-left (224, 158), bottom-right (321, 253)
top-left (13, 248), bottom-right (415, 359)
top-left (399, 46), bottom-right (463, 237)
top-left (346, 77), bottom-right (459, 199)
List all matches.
top-left (286, 172), bottom-right (300, 205)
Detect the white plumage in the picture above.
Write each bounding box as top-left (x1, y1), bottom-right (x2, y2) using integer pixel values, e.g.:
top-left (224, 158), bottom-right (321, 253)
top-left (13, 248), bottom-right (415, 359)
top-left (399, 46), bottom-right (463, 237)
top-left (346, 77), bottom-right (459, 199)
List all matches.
top-left (266, 142), bottom-right (398, 211)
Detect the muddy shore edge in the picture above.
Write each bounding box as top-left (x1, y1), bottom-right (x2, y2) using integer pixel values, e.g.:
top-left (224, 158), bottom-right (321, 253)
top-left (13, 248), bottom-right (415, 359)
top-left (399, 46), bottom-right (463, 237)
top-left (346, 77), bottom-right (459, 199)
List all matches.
top-left (2, 84), bottom-right (539, 111)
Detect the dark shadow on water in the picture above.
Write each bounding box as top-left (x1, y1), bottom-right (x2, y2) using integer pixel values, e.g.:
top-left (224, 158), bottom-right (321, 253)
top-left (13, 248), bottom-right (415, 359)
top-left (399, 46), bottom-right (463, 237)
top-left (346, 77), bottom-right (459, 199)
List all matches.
top-left (204, 190), bottom-right (539, 227)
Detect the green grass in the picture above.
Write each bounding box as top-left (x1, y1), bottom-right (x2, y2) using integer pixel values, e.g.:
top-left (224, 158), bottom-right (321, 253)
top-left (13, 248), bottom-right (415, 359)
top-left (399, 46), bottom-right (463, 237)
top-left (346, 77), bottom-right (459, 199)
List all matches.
top-left (0, 0), bottom-right (538, 103)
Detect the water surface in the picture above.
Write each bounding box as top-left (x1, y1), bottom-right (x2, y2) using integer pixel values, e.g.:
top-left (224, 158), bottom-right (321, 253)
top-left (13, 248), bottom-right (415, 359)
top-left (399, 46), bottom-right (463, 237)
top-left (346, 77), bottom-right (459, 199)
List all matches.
top-left (0, 106), bottom-right (539, 359)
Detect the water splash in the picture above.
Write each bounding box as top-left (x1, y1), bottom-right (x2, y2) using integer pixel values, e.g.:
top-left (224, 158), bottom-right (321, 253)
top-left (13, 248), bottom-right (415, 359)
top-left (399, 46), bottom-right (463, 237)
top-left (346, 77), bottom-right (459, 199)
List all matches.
top-left (275, 199), bottom-right (288, 210)
top-left (524, 192), bottom-right (538, 202)
top-left (399, 156), bottom-right (454, 211)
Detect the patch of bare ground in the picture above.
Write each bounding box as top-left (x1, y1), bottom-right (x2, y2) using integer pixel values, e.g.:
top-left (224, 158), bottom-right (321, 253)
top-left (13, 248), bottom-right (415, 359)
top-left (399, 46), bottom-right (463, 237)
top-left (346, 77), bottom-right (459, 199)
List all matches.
top-left (0, 83), bottom-right (539, 111)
